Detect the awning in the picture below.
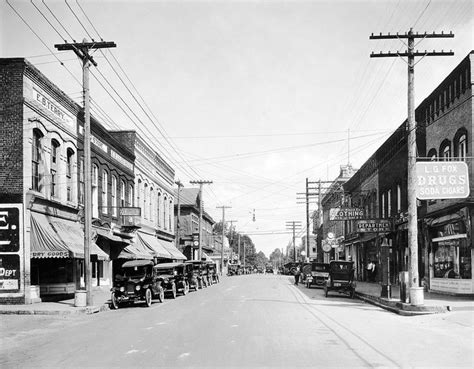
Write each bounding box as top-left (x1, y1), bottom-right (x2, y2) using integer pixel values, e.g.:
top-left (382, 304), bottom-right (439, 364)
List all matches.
top-left (117, 242), bottom-right (153, 260)
top-left (136, 232), bottom-right (172, 259)
top-left (93, 226), bottom-right (129, 244)
top-left (30, 213), bottom-right (108, 260)
top-left (158, 239), bottom-right (186, 260)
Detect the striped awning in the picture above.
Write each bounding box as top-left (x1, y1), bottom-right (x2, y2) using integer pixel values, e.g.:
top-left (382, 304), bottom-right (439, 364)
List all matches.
top-left (158, 239), bottom-right (186, 260)
top-left (30, 213), bottom-right (108, 260)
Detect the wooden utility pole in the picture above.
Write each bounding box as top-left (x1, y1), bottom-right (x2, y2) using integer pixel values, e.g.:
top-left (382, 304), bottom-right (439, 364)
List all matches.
top-left (216, 205), bottom-right (231, 275)
top-left (175, 180), bottom-right (183, 250)
top-left (370, 28), bottom-right (453, 305)
top-left (190, 180), bottom-right (212, 261)
top-left (285, 221), bottom-right (302, 262)
top-left (55, 40), bottom-right (116, 306)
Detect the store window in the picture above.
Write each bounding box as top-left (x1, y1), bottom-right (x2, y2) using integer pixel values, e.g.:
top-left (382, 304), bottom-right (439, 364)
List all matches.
top-left (432, 221), bottom-right (471, 279)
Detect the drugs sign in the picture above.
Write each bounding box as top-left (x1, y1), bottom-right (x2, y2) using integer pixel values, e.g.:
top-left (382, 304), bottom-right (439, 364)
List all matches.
top-left (416, 162), bottom-right (469, 200)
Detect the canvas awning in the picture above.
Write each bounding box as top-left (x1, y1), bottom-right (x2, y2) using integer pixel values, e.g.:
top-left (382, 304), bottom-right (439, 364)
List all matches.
top-left (158, 239), bottom-right (186, 260)
top-left (117, 242), bottom-right (154, 260)
top-left (30, 213), bottom-right (108, 260)
top-left (136, 232), bottom-right (172, 259)
top-left (93, 226), bottom-right (129, 244)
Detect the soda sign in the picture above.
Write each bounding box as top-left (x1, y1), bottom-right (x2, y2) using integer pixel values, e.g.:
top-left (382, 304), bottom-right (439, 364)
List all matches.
top-left (416, 162), bottom-right (470, 200)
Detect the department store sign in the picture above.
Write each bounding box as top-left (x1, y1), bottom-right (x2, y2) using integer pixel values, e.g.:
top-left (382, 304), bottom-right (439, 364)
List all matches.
top-left (0, 207), bottom-right (20, 253)
top-left (329, 207), bottom-right (364, 221)
top-left (416, 162), bottom-right (470, 200)
top-left (356, 219), bottom-right (392, 233)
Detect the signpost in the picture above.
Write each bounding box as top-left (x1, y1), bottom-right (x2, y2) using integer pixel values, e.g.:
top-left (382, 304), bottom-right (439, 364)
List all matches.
top-left (416, 161), bottom-right (469, 200)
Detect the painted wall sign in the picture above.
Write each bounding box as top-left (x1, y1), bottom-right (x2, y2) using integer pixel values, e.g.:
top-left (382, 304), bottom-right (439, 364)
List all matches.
top-left (0, 255), bottom-right (20, 291)
top-left (0, 207), bottom-right (20, 252)
top-left (416, 161), bottom-right (470, 199)
top-left (329, 207), bottom-right (364, 220)
top-left (33, 88), bottom-right (73, 127)
top-left (356, 219), bottom-right (392, 233)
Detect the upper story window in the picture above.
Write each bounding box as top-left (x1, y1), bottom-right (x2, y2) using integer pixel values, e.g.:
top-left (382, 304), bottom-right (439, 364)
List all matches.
top-left (120, 180), bottom-right (126, 207)
top-left (381, 193), bottom-right (386, 219)
top-left (457, 134), bottom-right (467, 161)
top-left (128, 184), bottom-right (133, 207)
top-left (149, 188), bottom-right (154, 222)
top-left (79, 157), bottom-right (84, 205)
top-left (50, 140), bottom-right (60, 198)
top-left (163, 196), bottom-right (168, 230)
top-left (32, 129), bottom-right (43, 192)
top-left (440, 140), bottom-right (451, 161)
top-left (136, 179), bottom-right (141, 212)
top-left (92, 164), bottom-right (99, 218)
top-left (111, 175), bottom-right (117, 217)
top-left (143, 183), bottom-right (148, 219)
top-left (102, 170), bottom-right (108, 214)
top-left (66, 148), bottom-right (74, 202)
top-left (387, 190), bottom-right (392, 218)
top-left (396, 185), bottom-right (401, 213)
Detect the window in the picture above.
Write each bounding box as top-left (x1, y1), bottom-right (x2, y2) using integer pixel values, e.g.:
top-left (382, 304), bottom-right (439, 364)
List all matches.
top-left (442, 145), bottom-right (451, 161)
top-left (102, 170), bottom-right (108, 214)
top-left (136, 179), bottom-right (141, 212)
top-left (163, 196), bottom-right (168, 229)
top-left (79, 157), bottom-right (84, 205)
top-left (32, 129), bottom-right (43, 192)
top-left (92, 164), bottom-right (99, 218)
top-left (157, 193), bottom-right (161, 227)
top-left (50, 140), bottom-right (60, 198)
top-left (66, 149), bottom-right (74, 202)
top-left (387, 189), bottom-right (392, 217)
top-left (120, 180), bottom-right (126, 207)
top-left (149, 188), bottom-right (154, 222)
top-left (111, 176), bottom-right (117, 217)
top-left (143, 183), bottom-right (148, 219)
top-left (396, 185), bottom-right (401, 213)
top-left (457, 134), bottom-right (467, 161)
top-left (381, 193), bottom-right (386, 219)
top-left (169, 199), bottom-right (173, 230)
top-left (128, 184), bottom-right (133, 207)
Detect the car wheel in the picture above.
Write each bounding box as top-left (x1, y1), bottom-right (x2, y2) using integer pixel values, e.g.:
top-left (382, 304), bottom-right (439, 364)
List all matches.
top-left (182, 283), bottom-right (189, 296)
top-left (171, 284), bottom-right (177, 299)
top-left (158, 288), bottom-right (165, 303)
top-left (145, 288), bottom-right (153, 307)
top-left (324, 285), bottom-right (328, 298)
top-left (110, 292), bottom-right (119, 310)
top-left (350, 288), bottom-right (355, 299)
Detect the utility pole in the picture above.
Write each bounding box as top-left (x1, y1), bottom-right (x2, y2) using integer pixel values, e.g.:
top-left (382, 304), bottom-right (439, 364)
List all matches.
top-left (285, 221), bottom-right (302, 262)
top-left (370, 28), bottom-right (453, 305)
top-left (238, 233), bottom-right (241, 265)
top-left (216, 205), bottom-right (231, 275)
top-left (228, 220), bottom-right (238, 263)
top-left (190, 180), bottom-right (212, 261)
top-left (55, 40), bottom-right (116, 306)
top-left (175, 180), bottom-right (184, 250)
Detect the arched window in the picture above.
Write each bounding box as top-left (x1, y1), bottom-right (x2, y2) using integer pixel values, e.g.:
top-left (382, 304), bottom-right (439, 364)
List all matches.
top-left (50, 139), bottom-right (60, 198)
top-left (440, 140), bottom-right (451, 161)
top-left (66, 148), bottom-right (74, 202)
top-left (427, 149), bottom-right (437, 161)
top-left (157, 192), bottom-right (161, 227)
top-left (149, 188), bottom-right (154, 222)
top-left (120, 180), bottom-right (126, 207)
top-left (143, 183), bottom-right (148, 219)
top-left (128, 184), bottom-right (133, 207)
top-left (92, 164), bottom-right (99, 218)
top-left (396, 185), bottom-right (401, 213)
top-left (111, 175), bottom-right (117, 217)
top-left (79, 157), bottom-right (84, 204)
top-left (169, 199), bottom-right (173, 231)
top-left (102, 170), bottom-right (108, 214)
top-left (32, 129), bottom-right (43, 192)
top-left (454, 130), bottom-right (468, 161)
top-left (137, 179), bottom-right (141, 213)
top-left (163, 195), bottom-right (168, 229)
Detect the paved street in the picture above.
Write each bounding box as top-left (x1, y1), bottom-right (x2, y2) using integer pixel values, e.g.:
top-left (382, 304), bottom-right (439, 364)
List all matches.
top-left (1, 274), bottom-right (473, 368)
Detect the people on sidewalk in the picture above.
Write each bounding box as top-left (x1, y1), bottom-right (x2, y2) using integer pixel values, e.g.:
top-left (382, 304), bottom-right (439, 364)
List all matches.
top-left (294, 266), bottom-right (301, 285)
top-left (366, 260), bottom-right (376, 282)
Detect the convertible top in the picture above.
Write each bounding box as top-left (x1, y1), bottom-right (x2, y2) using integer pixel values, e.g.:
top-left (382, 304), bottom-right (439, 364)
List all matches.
top-left (154, 262), bottom-right (184, 269)
top-left (122, 260), bottom-right (154, 268)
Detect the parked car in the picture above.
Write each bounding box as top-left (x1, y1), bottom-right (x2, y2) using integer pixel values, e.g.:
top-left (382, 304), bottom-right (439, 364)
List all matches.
top-left (110, 260), bottom-right (164, 309)
top-left (154, 262), bottom-right (190, 298)
top-left (265, 267), bottom-right (274, 274)
top-left (207, 261), bottom-right (219, 284)
top-left (185, 261), bottom-right (208, 289)
top-left (324, 261), bottom-right (356, 298)
top-left (305, 262), bottom-right (330, 288)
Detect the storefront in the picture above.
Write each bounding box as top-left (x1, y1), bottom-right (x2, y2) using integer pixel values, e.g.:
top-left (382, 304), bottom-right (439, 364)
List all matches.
top-left (425, 208), bottom-right (473, 295)
top-left (30, 212), bottom-right (109, 295)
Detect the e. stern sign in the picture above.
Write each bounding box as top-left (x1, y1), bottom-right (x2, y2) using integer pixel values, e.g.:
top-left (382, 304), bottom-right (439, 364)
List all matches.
top-left (416, 161), bottom-right (470, 200)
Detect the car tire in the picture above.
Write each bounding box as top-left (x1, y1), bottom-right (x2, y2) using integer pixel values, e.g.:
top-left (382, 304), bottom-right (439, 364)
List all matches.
top-left (110, 292), bottom-right (119, 310)
top-left (158, 288), bottom-right (165, 303)
top-left (183, 283), bottom-right (189, 295)
top-left (324, 285), bottom-right (328, 298)
top-left (171, 284), bottom-right (177, 299)
top-left (350, 288), bottom-right (355, 299)
top-left (145, 288), bottom-right (153, 307)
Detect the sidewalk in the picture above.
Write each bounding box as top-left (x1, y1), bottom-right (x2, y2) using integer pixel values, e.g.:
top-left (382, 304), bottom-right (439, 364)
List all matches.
top-left (354, 281), bottom-right (474, 316)
top-left (0, 287), bottom-right (112, 316)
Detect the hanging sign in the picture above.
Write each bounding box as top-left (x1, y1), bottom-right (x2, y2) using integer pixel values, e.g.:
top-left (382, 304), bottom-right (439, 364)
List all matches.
top-left (356, 219), bottom-right (392, 233)
top-left (329, 207), bottom-right (364, 221)
top-left (416, 161), bottom-right (469, 200)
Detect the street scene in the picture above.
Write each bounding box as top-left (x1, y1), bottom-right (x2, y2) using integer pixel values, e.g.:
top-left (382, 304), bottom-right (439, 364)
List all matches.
top-left (0, 0), bottom-right (473, 368)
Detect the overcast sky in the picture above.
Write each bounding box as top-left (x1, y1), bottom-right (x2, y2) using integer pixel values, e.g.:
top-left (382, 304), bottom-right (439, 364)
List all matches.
top-left (1, 0), bottom-right (472, 257)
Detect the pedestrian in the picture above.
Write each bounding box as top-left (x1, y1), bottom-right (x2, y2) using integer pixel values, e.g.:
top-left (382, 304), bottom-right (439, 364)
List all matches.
top-left (294, 266), bottom-right (301, 285)
top-left (366, 260), bottom-right (375, 282)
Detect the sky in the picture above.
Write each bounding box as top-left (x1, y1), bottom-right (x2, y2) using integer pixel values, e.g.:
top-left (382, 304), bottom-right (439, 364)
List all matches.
top-left (1, 0), bottom-right (473, 257)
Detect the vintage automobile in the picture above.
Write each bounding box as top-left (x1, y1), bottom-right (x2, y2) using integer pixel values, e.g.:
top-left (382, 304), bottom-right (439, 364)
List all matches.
top-left (207, 261), bottom-right (219, 284)
top-left (110, 260), bottom-right (164, 309)
top-left (305, 262), bottom-right (330, 288)
top-left (185, 261), bottom-right (208, 289)
top-left (153, 262), bottom-right (185, 298)
top-left (324, 260), bottom-right (356, 298)
top-left (300, 262), bottom-right (312, 282)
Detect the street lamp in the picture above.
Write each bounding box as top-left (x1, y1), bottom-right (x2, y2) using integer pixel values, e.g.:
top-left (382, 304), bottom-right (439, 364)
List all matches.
top-left (380, 237), bottom-right (391, 298)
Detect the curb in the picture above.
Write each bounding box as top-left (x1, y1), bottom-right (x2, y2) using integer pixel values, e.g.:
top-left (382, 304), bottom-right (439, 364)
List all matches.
top-left (355, 292), bottom-right (448, 316)
top-left (0, 303), bottom-right (110, 316)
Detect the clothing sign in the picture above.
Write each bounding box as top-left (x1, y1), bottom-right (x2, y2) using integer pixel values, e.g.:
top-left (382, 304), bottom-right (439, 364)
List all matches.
top-left (329, 207), bottom-right (364, 221)
top-left (416, 161), bottom-right (470, 200)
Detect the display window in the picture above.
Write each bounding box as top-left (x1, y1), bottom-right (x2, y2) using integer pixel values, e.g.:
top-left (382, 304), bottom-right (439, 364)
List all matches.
top-left (432, 221), bottom-right (471, 279)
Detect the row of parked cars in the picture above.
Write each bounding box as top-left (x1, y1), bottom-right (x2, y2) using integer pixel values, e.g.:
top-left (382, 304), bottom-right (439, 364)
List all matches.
top-left (303, 261), bottom-right (356, 299)
top-left (110, 259), bottom-right (219, 309)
